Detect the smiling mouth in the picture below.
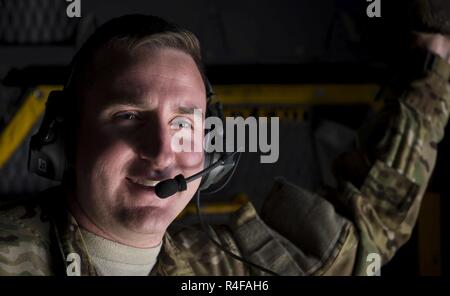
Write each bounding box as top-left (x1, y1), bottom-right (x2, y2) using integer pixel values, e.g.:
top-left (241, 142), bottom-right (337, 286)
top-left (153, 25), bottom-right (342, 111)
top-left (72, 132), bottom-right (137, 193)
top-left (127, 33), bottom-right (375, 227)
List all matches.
top-left (127, 177), bottom-right (161, 187)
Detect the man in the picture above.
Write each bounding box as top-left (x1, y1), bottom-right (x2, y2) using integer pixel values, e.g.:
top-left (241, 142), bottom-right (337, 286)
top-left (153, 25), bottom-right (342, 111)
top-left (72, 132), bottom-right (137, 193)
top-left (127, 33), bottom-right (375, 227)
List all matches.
top-left (0, 7), bottom-right (450, 275)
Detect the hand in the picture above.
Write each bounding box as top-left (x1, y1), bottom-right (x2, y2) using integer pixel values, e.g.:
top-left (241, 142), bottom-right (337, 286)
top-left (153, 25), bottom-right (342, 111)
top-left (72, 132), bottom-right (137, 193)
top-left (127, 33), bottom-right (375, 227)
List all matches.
top-left (412, 32), bottom-right (450, 64)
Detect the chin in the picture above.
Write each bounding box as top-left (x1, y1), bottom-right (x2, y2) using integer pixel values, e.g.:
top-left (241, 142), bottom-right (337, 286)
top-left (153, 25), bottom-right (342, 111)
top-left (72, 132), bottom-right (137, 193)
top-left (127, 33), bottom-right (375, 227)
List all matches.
top-left (115, 205), bottom-right (174, 234)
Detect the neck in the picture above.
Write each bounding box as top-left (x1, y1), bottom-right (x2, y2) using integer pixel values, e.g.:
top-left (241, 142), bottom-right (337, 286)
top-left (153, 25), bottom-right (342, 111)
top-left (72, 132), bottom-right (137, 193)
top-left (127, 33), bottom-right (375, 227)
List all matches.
top-left (66, 191), bottom-right (163, 248)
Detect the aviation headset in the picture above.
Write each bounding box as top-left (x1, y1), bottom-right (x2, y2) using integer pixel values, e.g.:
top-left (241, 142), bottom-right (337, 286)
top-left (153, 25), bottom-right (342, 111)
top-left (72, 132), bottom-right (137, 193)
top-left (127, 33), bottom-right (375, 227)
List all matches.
top-left (28, 14), bottom-right (239, 193)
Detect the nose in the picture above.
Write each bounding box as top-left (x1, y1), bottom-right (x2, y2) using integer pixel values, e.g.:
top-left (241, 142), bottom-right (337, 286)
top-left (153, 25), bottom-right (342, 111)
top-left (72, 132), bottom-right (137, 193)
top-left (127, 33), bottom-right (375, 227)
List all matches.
top-left (137, 120), bottom-right (175, 171)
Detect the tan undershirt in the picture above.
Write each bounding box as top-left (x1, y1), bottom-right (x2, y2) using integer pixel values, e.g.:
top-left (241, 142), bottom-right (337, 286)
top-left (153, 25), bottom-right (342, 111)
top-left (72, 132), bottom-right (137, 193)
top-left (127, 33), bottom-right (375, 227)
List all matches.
top-left (80, 228), bottom-right (161, 276)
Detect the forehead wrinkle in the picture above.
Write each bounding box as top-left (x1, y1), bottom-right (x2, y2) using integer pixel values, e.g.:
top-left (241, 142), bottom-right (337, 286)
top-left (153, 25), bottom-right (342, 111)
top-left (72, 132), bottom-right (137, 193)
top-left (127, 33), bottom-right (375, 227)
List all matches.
top-left (120, 72), bottom-right (203, 98)
top-left (117, 51), bottom-right (204, 94)
top-left (112, 72), bottom-right (203, 99)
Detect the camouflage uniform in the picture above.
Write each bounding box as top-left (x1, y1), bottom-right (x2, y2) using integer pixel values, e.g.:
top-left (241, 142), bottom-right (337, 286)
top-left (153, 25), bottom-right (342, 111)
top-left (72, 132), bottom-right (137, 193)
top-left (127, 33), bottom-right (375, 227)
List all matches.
top-left (0, 52), bottom-right (449, 276)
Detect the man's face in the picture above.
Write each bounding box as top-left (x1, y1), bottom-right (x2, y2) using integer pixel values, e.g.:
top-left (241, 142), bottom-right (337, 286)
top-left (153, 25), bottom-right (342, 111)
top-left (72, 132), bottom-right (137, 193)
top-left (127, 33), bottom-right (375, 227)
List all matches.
top-left (74, 46), bottom-right (206, 243)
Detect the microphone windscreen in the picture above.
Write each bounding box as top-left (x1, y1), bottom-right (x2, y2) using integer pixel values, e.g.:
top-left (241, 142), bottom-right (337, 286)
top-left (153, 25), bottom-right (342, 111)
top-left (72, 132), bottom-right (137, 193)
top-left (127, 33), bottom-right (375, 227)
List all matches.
top-left (155, 179), bottom-right (179, 198)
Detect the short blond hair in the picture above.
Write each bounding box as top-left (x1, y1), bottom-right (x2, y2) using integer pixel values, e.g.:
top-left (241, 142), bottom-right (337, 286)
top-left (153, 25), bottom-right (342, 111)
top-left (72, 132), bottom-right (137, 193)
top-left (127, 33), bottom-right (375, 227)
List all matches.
top-left (66, 15), bottom-right (205, 96)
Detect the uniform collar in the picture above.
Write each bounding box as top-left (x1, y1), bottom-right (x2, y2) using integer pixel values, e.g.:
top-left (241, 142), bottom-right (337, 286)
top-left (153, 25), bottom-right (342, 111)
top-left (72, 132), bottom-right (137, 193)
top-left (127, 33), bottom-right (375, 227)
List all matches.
top-left (149, 231), bottom-right (196, 276)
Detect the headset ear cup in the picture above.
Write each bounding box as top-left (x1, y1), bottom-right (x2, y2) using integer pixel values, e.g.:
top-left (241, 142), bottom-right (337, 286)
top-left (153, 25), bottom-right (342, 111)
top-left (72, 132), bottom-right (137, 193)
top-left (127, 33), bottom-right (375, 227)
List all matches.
top-left (198, 97), bottom-right (239, 192)
top-left (199, 150), bottom-right (222, 191)
top-left (199, 101), bottom-right (217, 191)
top-left (199, 152), bottom-right (238, 192)
top-left (28, 90), bottom-right (67, 181)
top-left (199, 150), bottom-right (213, 190)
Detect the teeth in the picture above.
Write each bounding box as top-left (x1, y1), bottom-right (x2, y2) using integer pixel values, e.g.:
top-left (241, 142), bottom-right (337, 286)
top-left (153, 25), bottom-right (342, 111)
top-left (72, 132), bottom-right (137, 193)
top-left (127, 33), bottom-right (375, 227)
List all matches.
top-left (132, 178), bottom-right (160, 187)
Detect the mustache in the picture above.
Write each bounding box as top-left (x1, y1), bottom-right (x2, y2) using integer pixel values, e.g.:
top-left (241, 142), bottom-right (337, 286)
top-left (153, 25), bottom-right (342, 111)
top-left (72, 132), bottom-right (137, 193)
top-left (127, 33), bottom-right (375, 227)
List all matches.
top-left (126, 163), bottom-right (175, 180)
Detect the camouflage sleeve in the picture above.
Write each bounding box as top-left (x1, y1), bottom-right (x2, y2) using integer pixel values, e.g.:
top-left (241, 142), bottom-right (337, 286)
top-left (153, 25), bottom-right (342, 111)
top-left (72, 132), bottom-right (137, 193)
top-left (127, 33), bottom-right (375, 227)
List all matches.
top-left (330, 51), bottom-right (450, 275)
top-left (230, 51), bottom-right (450, 276)
top-left (0, 202), bottom-right (53, 275)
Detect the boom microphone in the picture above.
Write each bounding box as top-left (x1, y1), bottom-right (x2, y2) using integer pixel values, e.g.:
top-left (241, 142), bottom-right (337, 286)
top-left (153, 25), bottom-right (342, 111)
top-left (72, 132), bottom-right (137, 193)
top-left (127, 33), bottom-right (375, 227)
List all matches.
top-left (155, 153), bottom-right (236, 199)
top-left (154, 174), bottom-right (187, 198)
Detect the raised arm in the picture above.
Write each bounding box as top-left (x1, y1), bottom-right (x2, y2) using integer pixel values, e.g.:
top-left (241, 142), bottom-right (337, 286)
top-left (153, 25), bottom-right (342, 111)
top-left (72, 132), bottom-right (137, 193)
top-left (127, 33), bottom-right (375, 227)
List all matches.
top-left (325, 34), bottom-right (450, 275)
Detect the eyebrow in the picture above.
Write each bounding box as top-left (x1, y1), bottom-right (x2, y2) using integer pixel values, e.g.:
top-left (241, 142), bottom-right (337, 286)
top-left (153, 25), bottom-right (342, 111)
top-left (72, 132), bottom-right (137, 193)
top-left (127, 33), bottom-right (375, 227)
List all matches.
top-left (177, 106), bottom-right (201, 115)
top-left (104, 93), bottom-right (151, 108)
top-left (104, 99), bottom-right (203, 115)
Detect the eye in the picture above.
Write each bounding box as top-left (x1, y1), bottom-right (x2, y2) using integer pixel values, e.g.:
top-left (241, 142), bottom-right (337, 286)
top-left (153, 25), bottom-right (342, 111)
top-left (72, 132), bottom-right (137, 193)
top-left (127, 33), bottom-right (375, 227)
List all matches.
top-left (114, 111), bottom-right (141, 121)
top-left (170, 117), bottom-right (193, 130)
